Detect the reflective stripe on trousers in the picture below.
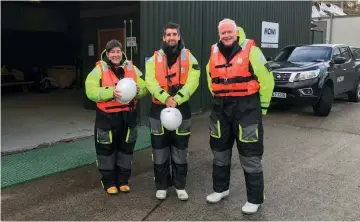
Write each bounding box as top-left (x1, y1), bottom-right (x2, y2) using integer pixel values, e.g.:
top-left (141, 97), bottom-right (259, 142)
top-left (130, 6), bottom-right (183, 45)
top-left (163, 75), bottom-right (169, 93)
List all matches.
top-left (149, 102), bottom-right (191, 190)
top-left (94, 125), bottom-right (136, 189)
top-left (209, 96), bottom-right (265, 204)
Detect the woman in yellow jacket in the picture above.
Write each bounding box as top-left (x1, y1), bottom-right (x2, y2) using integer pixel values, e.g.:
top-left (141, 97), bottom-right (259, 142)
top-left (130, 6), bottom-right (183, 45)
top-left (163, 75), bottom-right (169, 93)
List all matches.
top-left (85, 39), bottom-right (148, 194)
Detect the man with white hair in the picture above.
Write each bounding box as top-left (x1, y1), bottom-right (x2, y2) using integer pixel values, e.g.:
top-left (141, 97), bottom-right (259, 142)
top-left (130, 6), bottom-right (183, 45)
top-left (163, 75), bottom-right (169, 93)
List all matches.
top-left (205, 18), bottom-right (274, 214)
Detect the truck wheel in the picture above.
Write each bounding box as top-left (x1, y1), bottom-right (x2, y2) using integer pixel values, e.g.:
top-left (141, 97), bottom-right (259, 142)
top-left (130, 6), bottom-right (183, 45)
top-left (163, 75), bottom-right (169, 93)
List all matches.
top-left (348, 78), bottom-right (360, 103)
top-left (313, 84), bottom-right (333, 116)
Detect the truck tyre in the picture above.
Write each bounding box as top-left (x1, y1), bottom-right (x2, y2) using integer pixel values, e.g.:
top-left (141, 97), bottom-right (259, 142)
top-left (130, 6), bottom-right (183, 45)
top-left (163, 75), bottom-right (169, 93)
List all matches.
top-left (313, 84), bottom-right (333, 116)
top-left (348, 78), bottom-right (360, 103)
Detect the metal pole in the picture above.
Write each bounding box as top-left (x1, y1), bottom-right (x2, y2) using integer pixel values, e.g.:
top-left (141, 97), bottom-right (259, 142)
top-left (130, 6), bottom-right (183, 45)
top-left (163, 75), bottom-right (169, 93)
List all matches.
top-left (130, 19), bottom-right (133, 61)
top-left (329, 14), bottom-right (333, 44)
top-left (123, 20), bottom-right (127, 55)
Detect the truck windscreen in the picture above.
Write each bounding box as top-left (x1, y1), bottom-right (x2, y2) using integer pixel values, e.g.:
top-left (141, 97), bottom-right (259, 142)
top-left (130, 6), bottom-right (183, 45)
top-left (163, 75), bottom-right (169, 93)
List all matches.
top-left (287, 46), bottom-right (332, 62)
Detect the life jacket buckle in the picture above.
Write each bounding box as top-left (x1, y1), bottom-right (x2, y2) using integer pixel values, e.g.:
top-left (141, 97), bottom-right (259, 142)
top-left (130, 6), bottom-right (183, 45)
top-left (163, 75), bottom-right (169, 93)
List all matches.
top-left (223, 78), bottom-right (228, 84)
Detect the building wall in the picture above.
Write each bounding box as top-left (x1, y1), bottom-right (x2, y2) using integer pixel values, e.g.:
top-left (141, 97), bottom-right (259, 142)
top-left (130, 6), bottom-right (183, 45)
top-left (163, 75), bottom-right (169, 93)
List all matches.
top-left (328, 15), bottom-right (359, 47)
top-left (330, 16), bottom-right (360, 47)
top-left (139, 1), bottom-right (312, 122)
top-left (312, 20), bottom-right (328, 43)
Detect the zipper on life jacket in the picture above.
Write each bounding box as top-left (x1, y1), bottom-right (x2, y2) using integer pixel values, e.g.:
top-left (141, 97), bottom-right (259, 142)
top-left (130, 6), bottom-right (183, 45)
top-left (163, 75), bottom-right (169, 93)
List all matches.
top-left (165, 52), bottom-right (182, 96)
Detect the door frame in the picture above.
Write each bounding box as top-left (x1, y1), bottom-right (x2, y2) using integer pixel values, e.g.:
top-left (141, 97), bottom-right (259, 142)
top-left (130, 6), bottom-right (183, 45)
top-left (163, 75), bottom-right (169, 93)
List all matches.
top-left (97, 28), bottom-right (126, 60)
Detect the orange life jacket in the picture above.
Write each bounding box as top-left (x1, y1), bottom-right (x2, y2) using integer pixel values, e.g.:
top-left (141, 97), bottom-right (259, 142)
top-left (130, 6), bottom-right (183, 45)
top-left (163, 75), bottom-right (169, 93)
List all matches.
top-left (209, 39), bottom-right (260, 97)
top-left (96, 60), bottom-right (138, 113)
top-left (152, 48), bottom-right (190, 104)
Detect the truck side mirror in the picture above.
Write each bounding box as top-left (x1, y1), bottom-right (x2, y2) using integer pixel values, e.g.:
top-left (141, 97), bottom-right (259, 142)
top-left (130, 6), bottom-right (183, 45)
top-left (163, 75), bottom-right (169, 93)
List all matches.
top-left (333, 56), bottom-right (346, 64)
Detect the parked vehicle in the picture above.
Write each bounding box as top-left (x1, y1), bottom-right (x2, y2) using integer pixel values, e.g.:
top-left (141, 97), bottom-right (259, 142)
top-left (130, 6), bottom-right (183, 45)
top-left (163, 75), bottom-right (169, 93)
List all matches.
top-left (350, 46), bottom-right (360, 72)
top-left (266, 44), bottom-right (303, 68)
top-left (350, 46), bottom-right (360, 60)
top-left (270, 44), bottom-right (360, 116)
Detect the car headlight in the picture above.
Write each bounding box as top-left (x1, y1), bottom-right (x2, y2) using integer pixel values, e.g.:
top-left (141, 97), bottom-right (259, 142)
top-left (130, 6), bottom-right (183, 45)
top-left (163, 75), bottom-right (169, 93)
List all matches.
top-left (293, 69), bottom-right (321, 82)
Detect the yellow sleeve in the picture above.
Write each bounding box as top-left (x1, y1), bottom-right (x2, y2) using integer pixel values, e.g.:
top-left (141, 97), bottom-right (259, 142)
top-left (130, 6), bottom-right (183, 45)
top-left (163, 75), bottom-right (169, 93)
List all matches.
top-left (249, 46), bottom-right (275, 115)
top-left (174, 51), bottom-right (201, 105)
top-left (133, 65), bottom-right (149, 99)
top-left (205, 59), bottom-right (214, 96)
top-left (85, 66), bottom-right (115, 102)
top-left (145, 56), bottom-right (171, 104)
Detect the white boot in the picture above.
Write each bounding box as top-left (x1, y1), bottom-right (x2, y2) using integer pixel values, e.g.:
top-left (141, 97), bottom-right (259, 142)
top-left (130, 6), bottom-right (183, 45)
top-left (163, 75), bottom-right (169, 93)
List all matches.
top-left (156, 190), bottom-right (167, 200)
top-left (206, 190), bottom-right (229, 203)
top-left (175, 189), bottom-right (189, 201)
top-left (241, 202), bottom-right (260, 214)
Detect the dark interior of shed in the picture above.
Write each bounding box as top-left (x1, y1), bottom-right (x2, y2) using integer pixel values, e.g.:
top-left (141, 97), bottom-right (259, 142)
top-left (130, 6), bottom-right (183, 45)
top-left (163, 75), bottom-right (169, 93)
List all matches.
top-left (1, 1), bottom-right (139, 95)
top-left (0, 1), bottom-right (141, 154)
top-left (1, 1), bottom-right (81, 94)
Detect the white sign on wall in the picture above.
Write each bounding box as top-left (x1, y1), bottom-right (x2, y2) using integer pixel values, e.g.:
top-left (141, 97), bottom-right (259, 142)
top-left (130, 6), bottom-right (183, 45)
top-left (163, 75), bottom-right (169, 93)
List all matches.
top-left (126, 37), bottom-right (137, 47)
top-left (261, 21), bottom-right (279, 48)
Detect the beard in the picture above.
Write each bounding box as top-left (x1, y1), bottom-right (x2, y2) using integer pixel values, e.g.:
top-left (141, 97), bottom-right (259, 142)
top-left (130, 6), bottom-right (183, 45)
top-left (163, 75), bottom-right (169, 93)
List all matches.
top-left (163, 41), bottom-right (178, 55)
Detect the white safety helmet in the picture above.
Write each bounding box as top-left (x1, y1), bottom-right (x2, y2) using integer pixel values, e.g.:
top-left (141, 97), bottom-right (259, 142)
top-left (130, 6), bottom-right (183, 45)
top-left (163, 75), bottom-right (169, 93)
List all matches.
top-left (116, 78), bottom-right (137, 103)
top-left (160, 107), bottom-right (182, 131)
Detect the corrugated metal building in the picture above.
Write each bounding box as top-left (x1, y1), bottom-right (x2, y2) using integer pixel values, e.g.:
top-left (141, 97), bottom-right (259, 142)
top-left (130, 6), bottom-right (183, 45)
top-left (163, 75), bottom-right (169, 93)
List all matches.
top-left (82, 1), bottom-right (312, 124)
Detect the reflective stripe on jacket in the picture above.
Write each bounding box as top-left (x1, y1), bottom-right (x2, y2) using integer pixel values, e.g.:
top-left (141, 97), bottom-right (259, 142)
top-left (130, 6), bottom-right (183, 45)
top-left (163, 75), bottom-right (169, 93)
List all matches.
top-left (96, 60), bottom-right (138, 113)
top-left (152, 48), bottom-right (190, 104)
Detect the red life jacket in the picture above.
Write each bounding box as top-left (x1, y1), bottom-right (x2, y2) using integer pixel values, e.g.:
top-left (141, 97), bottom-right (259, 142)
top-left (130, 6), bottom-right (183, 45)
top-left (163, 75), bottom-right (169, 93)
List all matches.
top-left (96, 60), bottom-right (137, 113)
top-left (152, 48), bottom-right (190, 104)
top-left (209, 39), bottom-right (260, 97)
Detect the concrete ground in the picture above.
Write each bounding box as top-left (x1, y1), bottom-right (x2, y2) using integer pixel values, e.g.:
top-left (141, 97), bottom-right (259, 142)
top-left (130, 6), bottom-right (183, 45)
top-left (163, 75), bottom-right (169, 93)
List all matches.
top-left (1, 89), bottom-right (95, 154)
top-left (2, 100), bottom-right (360, 221)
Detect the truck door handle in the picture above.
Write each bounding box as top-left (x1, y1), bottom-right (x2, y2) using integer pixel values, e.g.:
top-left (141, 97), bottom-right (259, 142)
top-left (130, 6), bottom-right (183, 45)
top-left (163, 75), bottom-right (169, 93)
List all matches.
top-left (343, 68), bottom-right (347, 71)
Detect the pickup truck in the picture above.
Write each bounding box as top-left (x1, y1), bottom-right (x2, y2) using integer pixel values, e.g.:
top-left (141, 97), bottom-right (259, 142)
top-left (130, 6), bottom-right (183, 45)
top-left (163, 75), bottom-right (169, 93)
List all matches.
top-left (269, 44), bottom-right (360, 116)
top-left (350, 46), bottom-right (360, 70)
top-left (266, 44), bottom-right (303, 65)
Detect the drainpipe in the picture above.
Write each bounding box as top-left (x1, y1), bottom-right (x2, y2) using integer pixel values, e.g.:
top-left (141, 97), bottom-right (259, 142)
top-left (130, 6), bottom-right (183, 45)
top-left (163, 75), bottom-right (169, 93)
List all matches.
top-left (130, 19), bottom-right (133, 61)
top-left (329, 14), bottom-right (333, 43)
top-left (124, 20), bottom-right (127, 55)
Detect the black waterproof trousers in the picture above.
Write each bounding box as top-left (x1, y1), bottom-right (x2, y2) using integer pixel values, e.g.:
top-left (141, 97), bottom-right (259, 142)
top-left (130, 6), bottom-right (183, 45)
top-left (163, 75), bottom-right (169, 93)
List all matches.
top-left (209, 93), bottom-right (265, 204)
top-left (94, 109), bottom-right (138, 190)
top-left (149, 102), bottom-right (192, 190)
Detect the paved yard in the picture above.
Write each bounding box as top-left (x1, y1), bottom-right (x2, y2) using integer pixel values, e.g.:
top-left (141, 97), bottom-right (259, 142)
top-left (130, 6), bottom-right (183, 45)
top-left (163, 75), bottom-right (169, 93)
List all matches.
top-left (2, 100), bottom-right (360, 221)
